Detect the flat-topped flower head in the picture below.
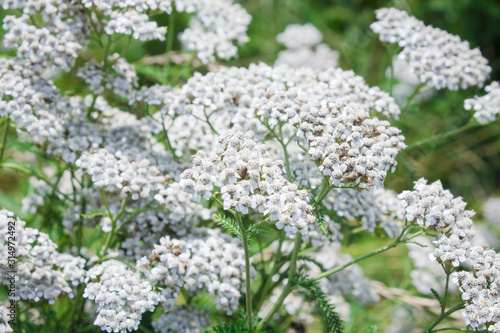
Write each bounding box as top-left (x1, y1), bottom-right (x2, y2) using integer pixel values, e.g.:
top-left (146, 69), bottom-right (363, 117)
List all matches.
top-left (464, 81), bottom-right (500, 124)
top-left (399, 178), bottom-right (475, 267)
top-left (371, 8), bottom-right (491, 90)
top-left (84, 260), bottom-right (160, 332)
top-left (0, 210), bottom-right (86, 304)
top-left (138, 228), bottom-right (249, 314)
top-left (180, 130), bottom-right (316, 236)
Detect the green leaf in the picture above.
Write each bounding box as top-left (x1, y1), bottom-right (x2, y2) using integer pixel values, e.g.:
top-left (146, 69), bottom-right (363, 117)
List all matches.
top-left (293, 269), bottom-right (344, 333)
top-left (204, 311), bottom-right (249, 333)
top-left (81, 210), bottom-right (108, 218)
top-left (430, 288), bottom-right (442, 306)
top-left (213, 214), bottom-right (242, 240)
top-left (310, 198), bottom-right (330, 238)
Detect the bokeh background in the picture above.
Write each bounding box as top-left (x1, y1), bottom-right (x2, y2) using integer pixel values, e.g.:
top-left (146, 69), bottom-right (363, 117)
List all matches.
top-left (1, 0), bottom-right (500, 331)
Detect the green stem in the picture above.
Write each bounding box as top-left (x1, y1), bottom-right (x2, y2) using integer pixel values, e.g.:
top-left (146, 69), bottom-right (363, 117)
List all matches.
top-left (255, 233), bottom-right (302, 332)
top-left (204, 109), bottom-right (219, 135)
top-left (235, 213), bottom-right (254, 332)
top-left (67, 284), bottom-right (85, 332)
top-left (424, 301), bottom-right (466, 333)
top-left (164, 9), bottom-right (176, 83)
top-left (405, 122), bottom-right (485, 151)
top-left (315, 177), bottom-right (332, 202)
top-left (402, 80), bottom-right (423, 112)
top-left (247, 217), bottom-right (271, 234)
top-left (98, 195), bottom-right (129, 259)
top-left (441, 268), bottom-right (452, 315)
top-left (311, 228), bottom-right (422, 282)
top-left (255, 232), bottom-right (285, 308)
top-left (278, 124), bottom-right (292, 182)
top-left (0, 117), bottom-right (10, 165)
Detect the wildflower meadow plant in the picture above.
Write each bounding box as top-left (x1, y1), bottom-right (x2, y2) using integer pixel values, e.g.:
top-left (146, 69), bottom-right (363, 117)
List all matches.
top-left (0, 1), bottom-right (500, 332)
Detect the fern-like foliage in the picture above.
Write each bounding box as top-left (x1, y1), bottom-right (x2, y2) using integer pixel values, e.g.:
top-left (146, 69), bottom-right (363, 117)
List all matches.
top-left (293, 269), bottom-right (344, 333)
top-left (310, 198), bottom-right (330, 237)
top-left (213, 213), bottom-right (242, 240)
top-left (204, 311), bottom-right (249, 333)
top-left (297, 255), bottom-right (327, 272)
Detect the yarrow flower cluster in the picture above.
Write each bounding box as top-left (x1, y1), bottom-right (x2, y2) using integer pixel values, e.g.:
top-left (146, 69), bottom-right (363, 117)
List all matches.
top-left (252, 93), bottom-right (405, 188)
top-left (399, 178), bottom-right (475, 267)
top-left (77, 54), bottom-right (138, 97)
top-left (0, 209), bottom-right (86, 304)
top-left (371, 8), bottom-right (491, 90)
top-left (152, 305), bottom-right (209, 333)
top-left (138, 228), bottom-right (250, 314)
top-left (76, 147), bottom-right (167, 200)
top-left (275, 23), bottom-right (339, 71)
top-left (180, 130), bottom-right (316, 235)
top-left (452, 246), bottom-right (500, 331)
top-left (2, 2), bottom-right (88, 72)
top-left (83, 260), bottom-right (160, 333)
top-left (464, 81), bottom-right (500, 124)
top-left (1, 1), bottom-right (499, 331)
top-left (324, 187), bottom-right (404, 237)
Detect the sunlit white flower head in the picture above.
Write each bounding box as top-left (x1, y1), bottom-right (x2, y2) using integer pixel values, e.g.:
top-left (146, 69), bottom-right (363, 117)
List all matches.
top-left (371, 8), bottom-right (491, 90)
top-left (179, 130), bottom-right (316, 236)
top-left (153, 305), bottom-right (209, 333)
top-left (399, 178), bottom-right (475, 267)
top-left (275, 24), bottom-right (339, 71)
top-left (84, 260), bottom-right (160, 333)
top-left (276, 23), bottom-right (323, 49)
top-left (464, 81), bottom-right (500, 124)
top-left (138, 228), bottom-right (250, 314)
top-left (0, 210), bottom-right (86, 304)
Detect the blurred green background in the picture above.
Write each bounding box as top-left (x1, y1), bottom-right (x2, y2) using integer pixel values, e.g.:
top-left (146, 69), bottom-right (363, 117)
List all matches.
top-left (1, 0), bottom-right (500, 331)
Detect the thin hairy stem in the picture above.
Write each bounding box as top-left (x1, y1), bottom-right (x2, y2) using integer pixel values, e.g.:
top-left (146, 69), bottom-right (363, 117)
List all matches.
top-left (255, 233), bottom-right (302, 332)
top-left (402, 80), bottom-right (423, 112)
top-left (235, 212), bottom-right (254, 332)
top-left (0, 117), bottom-right (10, 165)
top-left (99, 194), bottom-right (129, 259)
top-left (164, 10), bottom-right (176, 82)
top-left (424, 301), bottom-right (466, 332)
top-left (405, 122), bottom-right (485, 151)
top-left (311, 227), bottom-right (423, 282)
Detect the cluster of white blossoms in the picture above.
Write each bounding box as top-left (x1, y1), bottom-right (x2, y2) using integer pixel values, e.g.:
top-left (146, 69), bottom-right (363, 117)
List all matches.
top-left (152, 305), bottom-right (209, 333)
top-left (1, 0), bottom-right (88, 72)
top-left (177, 62), bottom-right (401, 123)
top-left (275, 23), bottom-right (339, 71)
top-left (464, 81), bottom-right (500, 124)
top-left (81, 0), bottom-right (167, 41)
top-left (0, 303), bottom-right (13, 333)
top-left (138, 228), bottom-right (250, 314)
top-left (178, 0), bottom-right (252, 63)
top-left (82, 0), bottom-right (250, 62)
top-left (122, 182), bottom-right (211, 260)
top-left (399, 178), bottom-right (476, 267)
top-left (386, 57), bottom-right (436, 105)
top-left (180, 130), bottom-right (316, 236)
top-left (452, 246), bottom-right (500, 331)
top-left (76, 147), bottom-right (167, 200)
top-left (83, 260), bottom-right (160, 333)
top-left (255, 97), bottom-right (405, 189)
top-left (0, 210), bottom-right (86, 304)
top-left (324, 187), bottom-right (404, 236)
top-left (371, 8), bottom-right (491, 90)
top-left (77, 54), bottom-right (138, 97)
